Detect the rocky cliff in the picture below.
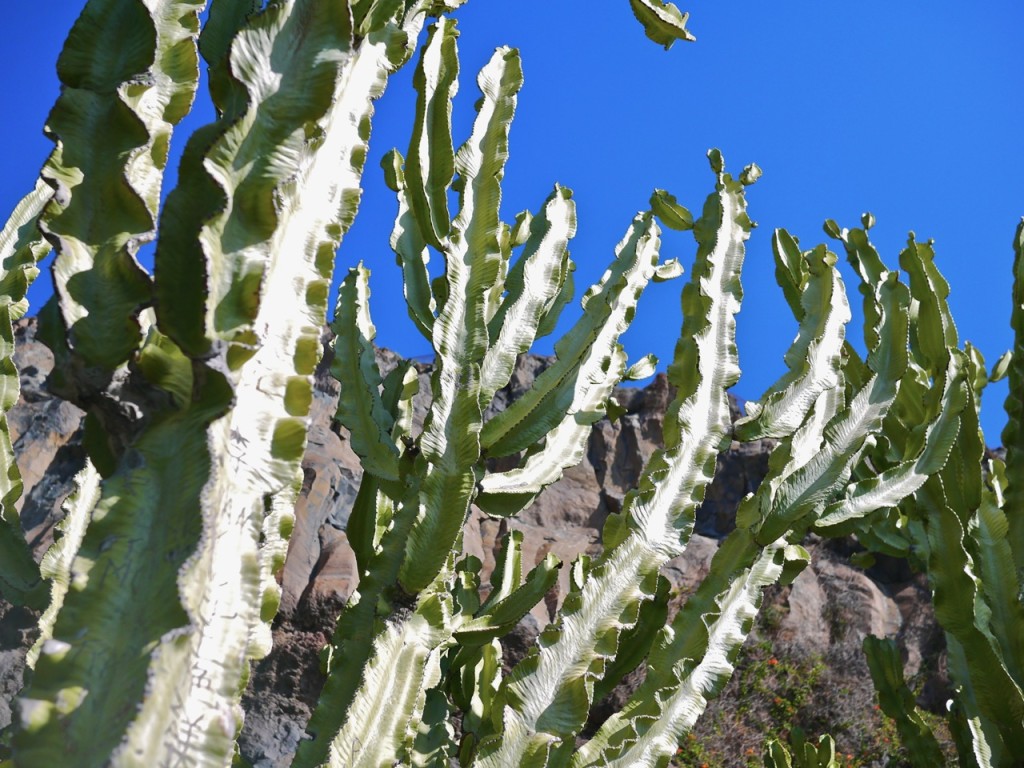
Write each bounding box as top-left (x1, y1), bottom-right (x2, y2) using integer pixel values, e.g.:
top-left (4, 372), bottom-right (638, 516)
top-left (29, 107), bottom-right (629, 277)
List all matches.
top-left (0, 318), bottom-right (953, 765)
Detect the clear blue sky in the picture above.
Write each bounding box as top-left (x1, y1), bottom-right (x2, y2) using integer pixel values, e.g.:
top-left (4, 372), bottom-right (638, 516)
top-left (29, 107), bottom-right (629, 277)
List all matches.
top-left (2, 2), bottom-right (1021, 443)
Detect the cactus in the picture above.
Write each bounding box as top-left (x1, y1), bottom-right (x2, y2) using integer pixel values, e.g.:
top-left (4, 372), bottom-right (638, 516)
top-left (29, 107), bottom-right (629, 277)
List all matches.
top-left (815, 221), bottom-right (1024, 768)
top-left (1, 3), bottom-right (1022, 768)
top-left (862, 636), bottom-right (945, 768)
top-left (0, 181), bottom-right (52, 609)
top-left (292, 21), bottom-right (974, 767)
top-left (763, 728), bottom-right (840, 768)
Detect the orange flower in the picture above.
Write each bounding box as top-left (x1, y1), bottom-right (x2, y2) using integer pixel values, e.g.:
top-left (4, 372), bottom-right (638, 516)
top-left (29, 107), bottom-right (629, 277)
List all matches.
top-left (768, 657), bottom-right (779, 666)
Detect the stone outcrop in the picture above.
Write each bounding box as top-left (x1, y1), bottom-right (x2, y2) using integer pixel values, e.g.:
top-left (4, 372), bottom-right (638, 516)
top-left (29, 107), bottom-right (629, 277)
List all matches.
top-left (0, 318), bottom-right (948, 764)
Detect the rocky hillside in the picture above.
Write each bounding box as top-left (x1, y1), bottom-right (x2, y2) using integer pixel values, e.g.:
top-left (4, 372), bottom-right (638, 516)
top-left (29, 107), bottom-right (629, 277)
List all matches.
top-left (1, 318), bottom-right (952, 766)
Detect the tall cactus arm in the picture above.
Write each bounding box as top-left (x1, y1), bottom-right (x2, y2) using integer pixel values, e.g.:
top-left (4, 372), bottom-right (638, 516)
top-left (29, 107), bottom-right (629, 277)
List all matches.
top-left (863, 635), bottom-right (946, 768)
top-left (815, 350), bottom-right (966, 530)
top-left (312, 573), bottom-right (456, 768)
top-left (24, 460), bottom-right (103, 670)
top-left (398, 45), bottom-right (523, 593)
top-left (0, 180), bottom-right (53, 607)
top-left (41, 0), bottom-right (205, 369)
top-left (476, 214), bottom-right (659, 517)
top-left (915, 476), bottom-right (1024, 761)
top-left (829, 221), bottom-right (887, 351)
top-left (10, 375), bottom-right (233, 767)
top-left (899, 235), bottom-right (958, 373)
top-left (404, 16), bottom-right (459, 251)
top-left (741, 272), bottom-right (910, 543)
top-left (1003, 219), bottom-right (1024, 577)
top-left (446, 44), bottom-right (521, 346)
top-left (331, 266), bottom-right (401, 482)
top-left (382, 149), bottom-right (437, 338)
top-left (480, 185), bottom-right (577, 404)
top-left (572, 533), bottom-right (786, 767)
top-left (129, 7), bottom-right (429, 763)
top-left (629, 0), bottom-right (696, 49)
top-left (471, 154), bottom-right (754, 767)
top-left (776, 229), bottom-right (879, 427)
top-left (296, 485), bottom-right (424, 767)
top-left (979, 460), bottom-right (1024, 688)
top-left (480, 213), bottom-right (660, 459)
top-left (735, 243), bottom-right (850, 441)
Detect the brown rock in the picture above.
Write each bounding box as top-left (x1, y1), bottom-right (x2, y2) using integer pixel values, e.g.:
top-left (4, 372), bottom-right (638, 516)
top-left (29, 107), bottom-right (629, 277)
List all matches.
top-left (9, 319), bottom-right (86, 558)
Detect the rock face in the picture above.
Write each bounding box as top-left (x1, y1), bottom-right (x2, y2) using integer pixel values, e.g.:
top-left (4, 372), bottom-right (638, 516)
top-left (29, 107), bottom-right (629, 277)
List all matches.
top-left (0, 318), bottom-right (947, 764)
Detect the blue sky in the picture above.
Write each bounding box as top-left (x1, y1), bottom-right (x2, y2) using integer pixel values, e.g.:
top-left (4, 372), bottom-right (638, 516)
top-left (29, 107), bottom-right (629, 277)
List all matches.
top-left (2, 2), bottom-right (1021, 442)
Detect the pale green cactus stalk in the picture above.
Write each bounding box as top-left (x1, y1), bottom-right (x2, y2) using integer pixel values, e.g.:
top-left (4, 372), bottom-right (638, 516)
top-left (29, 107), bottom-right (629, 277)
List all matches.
top-left (1002, 221), bottom-right (1024, 580)
top-left (0, 181), bottom-right (52, 609)
top-left (39, 0), bottom-right (204, 371)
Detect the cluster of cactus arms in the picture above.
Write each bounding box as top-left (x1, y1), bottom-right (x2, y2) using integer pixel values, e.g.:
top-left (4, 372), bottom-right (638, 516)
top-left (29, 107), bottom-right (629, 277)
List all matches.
top-left (819, 220), bottom-right (1024, 768)
top-left (0, 2), bottom-right (1021, 768)
top-left (3, 1), bottom-right (457, 764)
